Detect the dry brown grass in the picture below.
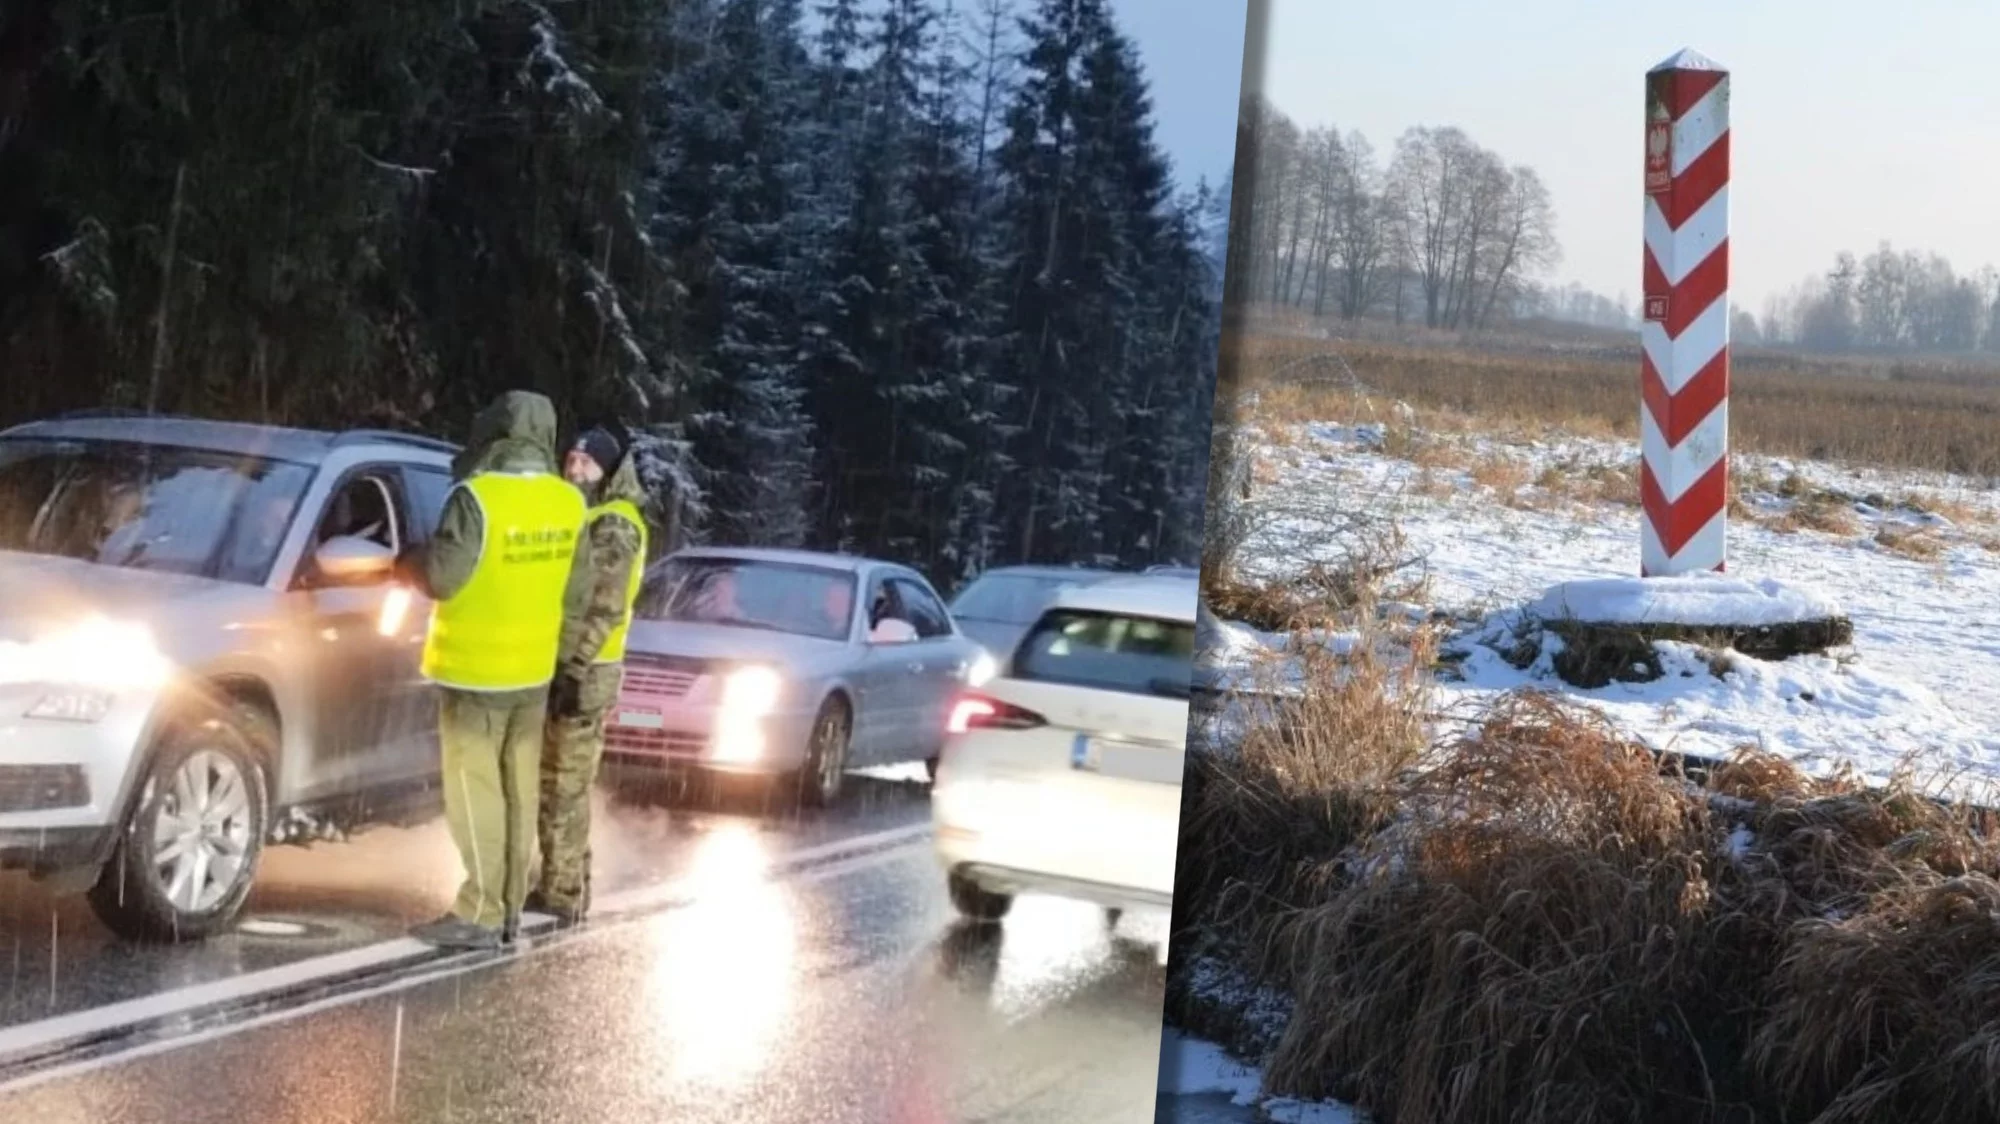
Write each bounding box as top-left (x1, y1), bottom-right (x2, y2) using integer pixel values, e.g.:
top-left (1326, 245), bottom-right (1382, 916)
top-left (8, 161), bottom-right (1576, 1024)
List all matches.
top-left (1216, 689), bottom-right (2000, 1124)
top-left (1875, 525), bottom-right (1946, 560)
top-left (1224, 331), bottom-right (2000, 481)
top-left (1172, 591), bottom-right (1441, 1053)
top-left (1900, 490), bottom-right (1991, 528)
top-left (1259, 695), bottom-right (1740, 1123)
top-left (1409, 466), bottom-right (1458, 500)
top-left (1770, 494), bottom-right (1863, 538)
top-left (1747, 877), bottom-right (2000, 1124)
top-left (1467, 450), bottom-right (1532, 504)
top-left (1201, 517), bottom-right (1427, 633)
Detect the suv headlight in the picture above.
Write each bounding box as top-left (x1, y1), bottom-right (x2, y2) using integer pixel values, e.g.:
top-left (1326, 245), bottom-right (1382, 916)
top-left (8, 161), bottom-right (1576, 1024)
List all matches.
top-left (3, 616), bottom-right (173, 722)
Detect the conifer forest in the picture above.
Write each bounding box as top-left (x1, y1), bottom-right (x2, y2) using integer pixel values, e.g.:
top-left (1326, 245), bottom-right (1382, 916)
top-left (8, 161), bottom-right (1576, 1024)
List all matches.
top-left (0, 0), bottom-right (1224, 585)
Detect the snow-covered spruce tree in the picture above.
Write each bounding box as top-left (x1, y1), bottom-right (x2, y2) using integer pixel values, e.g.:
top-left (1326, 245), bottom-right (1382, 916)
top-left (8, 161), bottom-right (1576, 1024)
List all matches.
top-left (1074, 14), bottom-right (1178, 566)
top-left (644, 0), bottom-right (817, 548)
top-left (6, 0), bottom-right (470, 425)
top-left (985, 0), bottom-right (1214, 567)
top-left (411, 1), bottom-right (667, 439)
top-left (803, 0), bottom-right (998, 583)
top-left (910, 0), bottom-right (1010, 588)
top-left (985, 0), bottom-right (1106, 564)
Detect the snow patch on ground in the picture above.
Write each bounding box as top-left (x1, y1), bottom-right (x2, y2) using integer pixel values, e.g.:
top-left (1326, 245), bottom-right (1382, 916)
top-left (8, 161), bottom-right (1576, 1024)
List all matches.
top-left (1158, 1032), bottom-right (1262, 1101)
top-left (1232, 420), bottom-right (2000, 796)
top-left (1526, 573), bottom-right (1843, 627)
top-left (1158, 1032), bottom-right (1365, 1122)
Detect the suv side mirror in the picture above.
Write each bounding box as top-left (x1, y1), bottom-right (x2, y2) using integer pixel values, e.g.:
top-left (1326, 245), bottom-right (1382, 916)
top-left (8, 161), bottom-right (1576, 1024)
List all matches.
top-left (868, 618), bottom-right (919, 645)
top-left (313, 535), bottom-right (396, 585)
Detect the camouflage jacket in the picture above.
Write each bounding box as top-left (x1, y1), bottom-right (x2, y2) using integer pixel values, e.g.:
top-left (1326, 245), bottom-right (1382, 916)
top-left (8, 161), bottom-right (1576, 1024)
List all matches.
top-left (556, 447), bottom-right (647, 689)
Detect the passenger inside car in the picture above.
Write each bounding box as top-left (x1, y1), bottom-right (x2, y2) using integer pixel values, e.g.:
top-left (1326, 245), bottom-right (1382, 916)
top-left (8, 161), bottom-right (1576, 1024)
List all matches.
top-left (822, 582), bottom-right (853, 635)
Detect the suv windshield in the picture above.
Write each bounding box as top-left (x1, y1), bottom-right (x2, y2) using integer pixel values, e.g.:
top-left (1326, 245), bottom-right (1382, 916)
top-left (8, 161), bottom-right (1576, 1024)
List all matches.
top-left (951, 573), bottom-right (1079, 623)
top-left (0, 437), bottom-right (314, 584)
top-left (639, 556), bottom-right (857, 641)
top-left (1012, 609), bottom-right (1196, 699)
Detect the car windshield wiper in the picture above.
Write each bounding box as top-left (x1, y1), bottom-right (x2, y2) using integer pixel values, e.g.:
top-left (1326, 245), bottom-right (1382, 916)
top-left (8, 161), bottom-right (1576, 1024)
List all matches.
top-left (679, 613), bottom-right (791, 636)
top-left (1147, 676), bottom-right (1193, 700)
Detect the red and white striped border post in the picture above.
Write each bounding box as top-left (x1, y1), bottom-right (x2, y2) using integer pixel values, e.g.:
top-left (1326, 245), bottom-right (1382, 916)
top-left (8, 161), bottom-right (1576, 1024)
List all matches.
top-left (1640, 49), bottom-right (1730, 577)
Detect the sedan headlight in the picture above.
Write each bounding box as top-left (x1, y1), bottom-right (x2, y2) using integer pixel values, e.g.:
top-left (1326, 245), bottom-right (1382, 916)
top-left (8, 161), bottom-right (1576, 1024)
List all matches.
top-left (720, 665), bottom-right (783, 716)
top-left (712, 665), bottom-right (783, 763)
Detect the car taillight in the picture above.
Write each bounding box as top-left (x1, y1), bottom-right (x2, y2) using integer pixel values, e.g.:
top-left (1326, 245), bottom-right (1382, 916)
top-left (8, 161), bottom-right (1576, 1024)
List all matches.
top-left (947, 693), bottom-right (1044, 734)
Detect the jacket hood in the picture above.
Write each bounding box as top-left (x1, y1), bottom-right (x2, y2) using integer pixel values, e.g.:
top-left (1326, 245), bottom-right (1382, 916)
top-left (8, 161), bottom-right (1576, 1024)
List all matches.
top-left (594, 448), bottom-right (648, 511)
top-left (453, 391), bottom-right (559, 479)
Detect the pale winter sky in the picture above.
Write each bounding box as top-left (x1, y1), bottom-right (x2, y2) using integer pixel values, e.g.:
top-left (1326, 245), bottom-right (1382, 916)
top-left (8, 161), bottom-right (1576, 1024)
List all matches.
top-left (1108, 0), bottom-right (1249, 194)
top-left (1259, 0), bottom-right (2000, 311)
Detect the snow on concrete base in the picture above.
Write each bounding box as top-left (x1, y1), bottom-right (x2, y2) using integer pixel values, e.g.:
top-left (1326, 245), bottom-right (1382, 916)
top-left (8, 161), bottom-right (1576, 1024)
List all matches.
top-left (1527, 573), bottom-right (1844, 629)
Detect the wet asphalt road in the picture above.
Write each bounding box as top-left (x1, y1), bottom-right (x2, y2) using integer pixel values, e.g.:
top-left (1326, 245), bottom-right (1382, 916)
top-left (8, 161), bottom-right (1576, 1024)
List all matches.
top-left (0, 769), bottom-right (1170, 1122)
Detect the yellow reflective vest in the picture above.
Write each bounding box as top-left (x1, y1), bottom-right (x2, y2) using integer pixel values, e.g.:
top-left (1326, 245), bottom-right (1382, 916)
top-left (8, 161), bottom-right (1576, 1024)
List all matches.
top-left (588, 498), bottom-right (649, 665)
top-left (421, 471), bottom-right (588, 692)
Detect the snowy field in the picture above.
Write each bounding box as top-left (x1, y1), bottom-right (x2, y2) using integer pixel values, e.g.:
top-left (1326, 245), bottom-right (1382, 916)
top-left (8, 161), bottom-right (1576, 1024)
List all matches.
top-left (1220, 417), bottom-right (2000, 797)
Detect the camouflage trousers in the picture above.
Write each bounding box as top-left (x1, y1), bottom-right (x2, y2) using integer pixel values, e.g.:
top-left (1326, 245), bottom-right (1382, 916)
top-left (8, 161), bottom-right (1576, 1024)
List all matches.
top-left (535, 662), bottom-right (623, 915)
top-left (439, 687), bottom-right (545, 930)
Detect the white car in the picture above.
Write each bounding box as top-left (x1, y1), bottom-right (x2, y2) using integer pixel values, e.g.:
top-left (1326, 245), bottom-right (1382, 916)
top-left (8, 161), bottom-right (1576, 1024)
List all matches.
top-left (930, 574), bottom-right (1196, 922)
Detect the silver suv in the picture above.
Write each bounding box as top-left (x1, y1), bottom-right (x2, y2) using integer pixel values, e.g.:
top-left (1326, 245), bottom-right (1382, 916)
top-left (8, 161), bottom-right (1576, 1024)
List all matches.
top-left (0, 412), bottom-right (459, 941)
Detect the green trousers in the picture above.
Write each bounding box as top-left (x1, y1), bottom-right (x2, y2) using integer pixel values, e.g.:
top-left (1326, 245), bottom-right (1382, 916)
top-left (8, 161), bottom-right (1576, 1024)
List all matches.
top-left (439, 687), bottom-right (545, 929)
top-left (536, 663), bottom-right (623, 914)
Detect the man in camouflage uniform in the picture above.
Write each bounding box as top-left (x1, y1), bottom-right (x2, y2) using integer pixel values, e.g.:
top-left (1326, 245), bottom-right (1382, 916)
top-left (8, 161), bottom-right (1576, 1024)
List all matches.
top-left (526, 425), bottom-right (648, 926)
top-left (404, 392), bottom-right (595, 950)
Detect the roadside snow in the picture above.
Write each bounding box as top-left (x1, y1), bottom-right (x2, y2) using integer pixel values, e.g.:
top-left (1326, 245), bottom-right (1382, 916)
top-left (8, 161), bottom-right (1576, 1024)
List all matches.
top-left (1526, 573), bottom-right (1843, 628)
top-left (1229, 422), bottom-right (2000, 796)
top-left (1158, 1032), bottom-right (1365, 1122)
top-left (1158, 1032), bottom-right (1262, 1102)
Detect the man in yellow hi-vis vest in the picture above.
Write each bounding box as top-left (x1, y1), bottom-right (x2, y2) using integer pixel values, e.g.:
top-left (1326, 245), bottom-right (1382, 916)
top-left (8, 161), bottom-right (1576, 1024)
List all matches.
top-left (527, 425), bottom-right (648, 926)
top-left (406, 391), bottom-right (592, 950)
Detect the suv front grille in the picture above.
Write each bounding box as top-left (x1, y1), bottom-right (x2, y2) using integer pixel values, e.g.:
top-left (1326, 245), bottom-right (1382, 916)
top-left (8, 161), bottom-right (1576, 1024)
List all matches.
top-left (0, 766), bottom-right (90, 813)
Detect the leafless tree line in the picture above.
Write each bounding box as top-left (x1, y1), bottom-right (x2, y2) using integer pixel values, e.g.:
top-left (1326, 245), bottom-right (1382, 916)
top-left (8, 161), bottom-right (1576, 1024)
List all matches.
top-left (1754, 243), bottom-right (2000, 356)
top-left (1233, 94), bottom-right (1560, 331)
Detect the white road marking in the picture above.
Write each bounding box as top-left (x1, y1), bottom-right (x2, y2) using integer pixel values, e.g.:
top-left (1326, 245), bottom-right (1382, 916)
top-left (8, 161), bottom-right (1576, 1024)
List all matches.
top-left (0, 821), bottom-right (934, 1088)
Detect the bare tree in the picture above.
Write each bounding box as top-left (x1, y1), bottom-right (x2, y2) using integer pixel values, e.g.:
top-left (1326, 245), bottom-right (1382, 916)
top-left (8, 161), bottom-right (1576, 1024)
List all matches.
top-left (1330, 131), bottom-right (1391, 319)
top-left (1473, 164), bottom-right (1557, 328)
top-left (1229, 107), bottom-right (1564, 334)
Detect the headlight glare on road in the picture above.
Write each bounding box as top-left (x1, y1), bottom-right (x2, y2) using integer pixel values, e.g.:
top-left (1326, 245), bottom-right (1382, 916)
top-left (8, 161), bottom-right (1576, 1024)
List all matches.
top-left (25, 689), bottom-right (115, 723)
top-left (0, 615), bottom-right (173, 694)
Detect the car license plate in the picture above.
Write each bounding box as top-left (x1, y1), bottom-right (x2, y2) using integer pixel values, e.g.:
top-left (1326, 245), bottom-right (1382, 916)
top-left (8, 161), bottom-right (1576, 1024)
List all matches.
top-left (616, 710), bottom-right (665, 730)
top-left (1073, 735), bottom-right (1183, 786)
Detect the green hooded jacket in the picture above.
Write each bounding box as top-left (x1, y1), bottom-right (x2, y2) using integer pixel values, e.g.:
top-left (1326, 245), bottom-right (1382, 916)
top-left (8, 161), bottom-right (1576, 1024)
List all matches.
top-left (417, 391), bottom-right (595, 709)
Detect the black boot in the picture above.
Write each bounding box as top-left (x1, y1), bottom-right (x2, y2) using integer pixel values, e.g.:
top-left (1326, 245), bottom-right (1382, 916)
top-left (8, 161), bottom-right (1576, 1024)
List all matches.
top-left (410, 913), bottom-right (503, 951)
top-left (524, 890), bottom-right (584, 928)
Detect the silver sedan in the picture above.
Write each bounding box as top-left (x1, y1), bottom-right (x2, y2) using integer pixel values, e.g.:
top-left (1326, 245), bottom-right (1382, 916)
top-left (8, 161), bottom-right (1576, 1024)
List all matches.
top-left (601, 547), bottom-right (992, 805)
